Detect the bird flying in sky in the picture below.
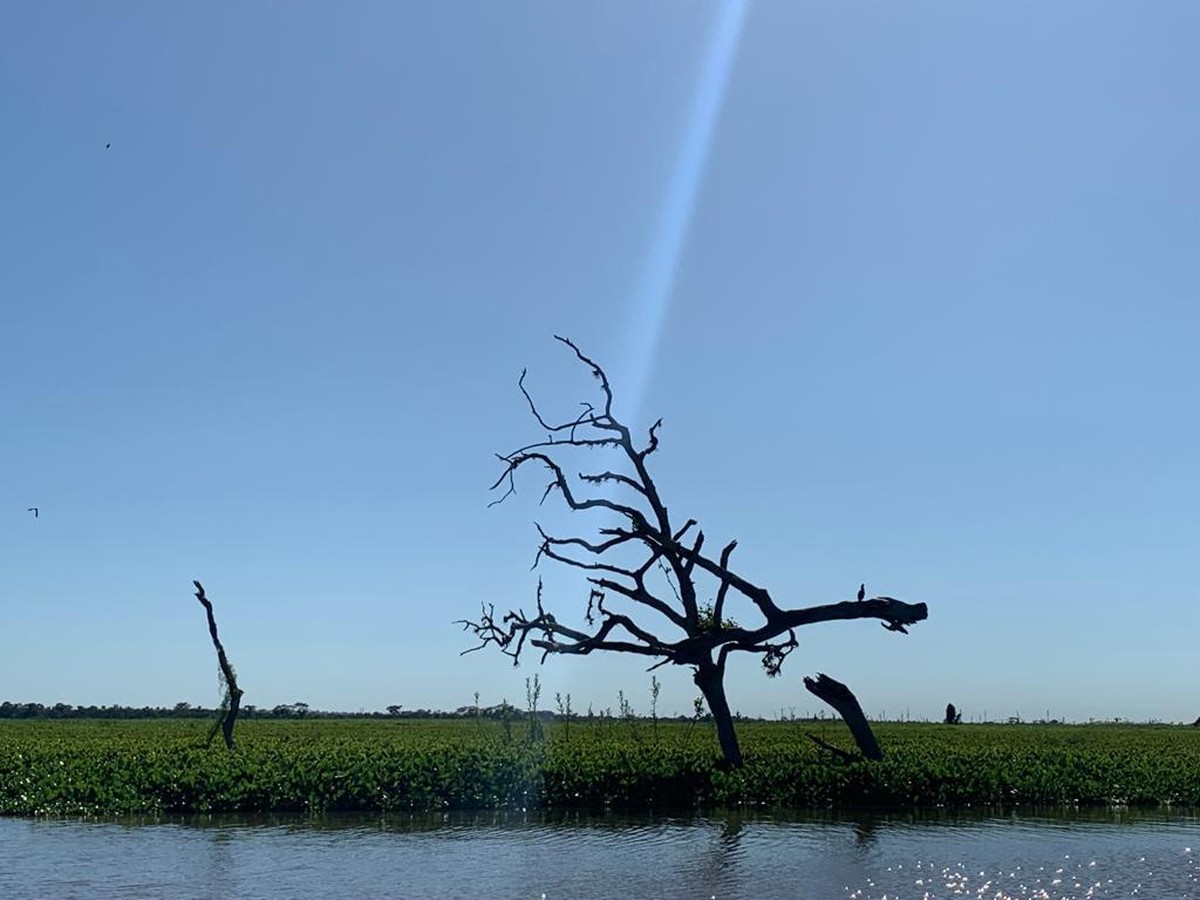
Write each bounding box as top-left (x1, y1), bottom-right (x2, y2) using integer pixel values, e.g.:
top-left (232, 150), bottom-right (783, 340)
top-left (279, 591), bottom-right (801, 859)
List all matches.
top-left (27, 507), bottom-right (38, 518)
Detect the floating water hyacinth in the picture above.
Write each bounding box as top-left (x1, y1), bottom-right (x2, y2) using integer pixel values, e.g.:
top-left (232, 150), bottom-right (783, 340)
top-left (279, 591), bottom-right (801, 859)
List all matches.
top-left (1, 719), bottom-right (1199, 816)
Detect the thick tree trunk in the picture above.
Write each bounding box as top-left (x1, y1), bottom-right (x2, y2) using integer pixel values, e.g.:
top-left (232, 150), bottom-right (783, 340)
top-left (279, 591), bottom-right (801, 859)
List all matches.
top-left (694, 661), bottom-right (743, 768)
top-left (222, 686), bottom-right (243, 750)
top-left (803, 672), bottom-right (883, 761)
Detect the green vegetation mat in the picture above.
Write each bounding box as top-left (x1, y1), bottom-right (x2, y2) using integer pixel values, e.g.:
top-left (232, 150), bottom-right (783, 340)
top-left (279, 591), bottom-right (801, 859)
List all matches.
top-left (3, 718), bottom-right (1199, 816)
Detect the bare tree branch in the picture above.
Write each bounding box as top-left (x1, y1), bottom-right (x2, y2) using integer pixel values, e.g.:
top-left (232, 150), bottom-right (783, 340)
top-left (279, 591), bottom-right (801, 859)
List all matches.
top-left (639, 418), bottom-right (663, 461)
top-left (711, 540), bottom-right (738, 628)
top-left (805, 732), bottom-right (858, 764)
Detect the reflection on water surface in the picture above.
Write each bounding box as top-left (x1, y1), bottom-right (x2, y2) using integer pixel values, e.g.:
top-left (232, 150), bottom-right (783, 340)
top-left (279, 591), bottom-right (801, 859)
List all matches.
top-left (1, 809), bottom-right (1197, 899)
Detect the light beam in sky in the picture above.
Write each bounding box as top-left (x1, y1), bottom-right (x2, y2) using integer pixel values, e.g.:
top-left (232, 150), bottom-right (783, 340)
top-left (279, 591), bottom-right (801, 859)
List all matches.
top-left (620, 0), bottom-right (749, 427)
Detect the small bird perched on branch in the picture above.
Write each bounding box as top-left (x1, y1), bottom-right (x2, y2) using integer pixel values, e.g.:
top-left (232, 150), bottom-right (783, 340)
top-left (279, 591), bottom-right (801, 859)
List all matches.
top-left (857, 583), bottom-right (865, 602)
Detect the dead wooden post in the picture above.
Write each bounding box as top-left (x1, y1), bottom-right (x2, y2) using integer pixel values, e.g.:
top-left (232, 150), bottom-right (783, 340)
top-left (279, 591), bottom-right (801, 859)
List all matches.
top-left (192, 580), bottom-right (244, 750)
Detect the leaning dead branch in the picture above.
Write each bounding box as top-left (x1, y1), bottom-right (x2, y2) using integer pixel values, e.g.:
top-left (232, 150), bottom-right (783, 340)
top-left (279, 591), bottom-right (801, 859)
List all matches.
top-left (458, 336), bottom-right (928, 767)
top-left (804, 672), bottom-right (883, 761)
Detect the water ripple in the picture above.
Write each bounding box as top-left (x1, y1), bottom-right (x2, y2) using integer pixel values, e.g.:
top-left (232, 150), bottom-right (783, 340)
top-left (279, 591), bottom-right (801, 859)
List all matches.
top-left (2, 812), bottom-right (1199, 899)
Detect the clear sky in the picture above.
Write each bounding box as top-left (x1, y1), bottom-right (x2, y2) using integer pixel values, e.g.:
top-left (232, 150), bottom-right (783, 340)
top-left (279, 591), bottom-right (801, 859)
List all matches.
top-left (3, 2), bottom-right (1198, 724)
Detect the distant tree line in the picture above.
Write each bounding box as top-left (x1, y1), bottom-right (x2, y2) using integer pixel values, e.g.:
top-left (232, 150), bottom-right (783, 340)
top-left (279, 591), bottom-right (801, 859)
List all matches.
top-left (0, 700), bottom-right (601, 721)
top-left (3, 701), bottom-right (1180, 725)
top-left (0, 701), bottom-right (457, 720)
top-left (0, 701), bottom-right (614, 721)
top-left (0, 700), bottom-right (753, 722)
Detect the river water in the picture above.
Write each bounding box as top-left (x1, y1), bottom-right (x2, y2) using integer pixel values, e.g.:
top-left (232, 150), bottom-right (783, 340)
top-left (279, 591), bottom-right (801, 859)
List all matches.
top-left (1, 809), bottom-right (1197, 899)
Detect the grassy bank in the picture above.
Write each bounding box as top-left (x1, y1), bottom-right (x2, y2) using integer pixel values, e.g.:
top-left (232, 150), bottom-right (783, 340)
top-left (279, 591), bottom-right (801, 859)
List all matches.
top-left (3, 718), bottom-right (1199, 816)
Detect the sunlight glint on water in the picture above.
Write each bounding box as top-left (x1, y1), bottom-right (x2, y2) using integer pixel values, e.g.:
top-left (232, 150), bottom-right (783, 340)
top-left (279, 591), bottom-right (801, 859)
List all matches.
top-left (840, 842), bottom-right (1198, 900)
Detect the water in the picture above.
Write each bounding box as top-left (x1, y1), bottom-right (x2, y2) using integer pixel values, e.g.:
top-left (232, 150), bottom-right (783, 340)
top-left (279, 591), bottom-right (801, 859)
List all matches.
top-left (1, 809), bottom-right (1198, 899)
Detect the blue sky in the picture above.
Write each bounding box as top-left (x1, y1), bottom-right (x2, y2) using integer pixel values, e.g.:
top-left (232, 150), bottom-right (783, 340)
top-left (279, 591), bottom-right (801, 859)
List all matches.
top-left (2, 2), bottom-right (1197, 724)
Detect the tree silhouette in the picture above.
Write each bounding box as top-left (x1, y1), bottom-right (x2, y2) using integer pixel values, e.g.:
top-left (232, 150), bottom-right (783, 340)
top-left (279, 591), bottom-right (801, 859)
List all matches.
top-left (192, 580), bottom-right (243, 749)
top-left (458, 337), bottom-right (928, 767)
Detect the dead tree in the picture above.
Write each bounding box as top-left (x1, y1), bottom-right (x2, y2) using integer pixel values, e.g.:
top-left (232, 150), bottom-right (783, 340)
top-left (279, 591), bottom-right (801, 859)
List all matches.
top-left (458, 337), bottom-right (928, 767)
top-left (192, 580), bottom-right (244, 750)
